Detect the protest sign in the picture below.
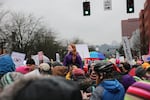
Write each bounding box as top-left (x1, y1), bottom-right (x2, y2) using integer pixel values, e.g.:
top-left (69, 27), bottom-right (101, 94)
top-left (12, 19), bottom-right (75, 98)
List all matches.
top-left (11, 51), bottom-right (26, 67)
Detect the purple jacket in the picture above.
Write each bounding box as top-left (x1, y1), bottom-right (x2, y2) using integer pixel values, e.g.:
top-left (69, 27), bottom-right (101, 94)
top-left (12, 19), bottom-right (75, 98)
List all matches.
top-left (120, 74), bottom-right (136, 91)
top-left (63, 52), bottom-right (83, 68)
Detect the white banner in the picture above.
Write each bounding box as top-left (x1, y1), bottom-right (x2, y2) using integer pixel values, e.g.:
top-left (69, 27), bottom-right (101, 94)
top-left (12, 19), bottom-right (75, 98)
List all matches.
top-left (11, 51), bottom-right (26, 67)
top-left (75, 44), bottom-right (90, 59)
top-left (122, 37), bottom-right (133, 65)
top-left (104, 0), bottom-right (112, 10)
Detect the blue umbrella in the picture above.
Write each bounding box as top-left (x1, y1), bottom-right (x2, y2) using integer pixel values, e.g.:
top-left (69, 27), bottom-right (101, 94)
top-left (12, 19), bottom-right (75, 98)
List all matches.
top-left (90, 51), bottom-right (105, 60)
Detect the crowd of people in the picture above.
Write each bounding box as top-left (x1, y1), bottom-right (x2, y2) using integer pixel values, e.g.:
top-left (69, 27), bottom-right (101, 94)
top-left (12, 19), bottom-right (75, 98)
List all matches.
top-left (0, 43), bottom-right (150, 100)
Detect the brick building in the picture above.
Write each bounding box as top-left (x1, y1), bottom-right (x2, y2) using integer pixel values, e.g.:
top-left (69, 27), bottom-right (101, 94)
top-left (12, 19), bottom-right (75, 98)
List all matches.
top-left (121, 18), bottom-right (139, 38)
top-left (139, 0), bottom-right (150, 55)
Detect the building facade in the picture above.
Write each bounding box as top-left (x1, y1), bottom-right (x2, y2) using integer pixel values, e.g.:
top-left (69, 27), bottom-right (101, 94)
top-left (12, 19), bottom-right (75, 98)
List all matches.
top-left (139, 0), bottom-right (150, 55)
top-left (121, 18), bottom-right (139, 38)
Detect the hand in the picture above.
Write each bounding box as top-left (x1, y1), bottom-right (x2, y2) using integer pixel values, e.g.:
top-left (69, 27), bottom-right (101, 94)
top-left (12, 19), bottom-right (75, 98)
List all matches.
top-left (81, 90), bottom-right (91, 100)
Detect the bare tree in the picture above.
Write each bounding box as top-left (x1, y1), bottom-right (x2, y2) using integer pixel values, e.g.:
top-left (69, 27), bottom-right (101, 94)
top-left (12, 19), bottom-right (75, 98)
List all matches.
top-left (70, 37), bottom-right (85, 44)
top-left (1, 12), bottom-right (44, 53)
top-left (0, 11), bottom-right (71, 60)
top-left (130, 29), bottom-right (141, 57)
top-left (0, 4), bottom-right (10, 53)
top-left (131, 29), bottom-right (141, 50)
top-left (30, 28), bottom-right (68, 60)
top-left (0, 6), bottom-right (9, 39)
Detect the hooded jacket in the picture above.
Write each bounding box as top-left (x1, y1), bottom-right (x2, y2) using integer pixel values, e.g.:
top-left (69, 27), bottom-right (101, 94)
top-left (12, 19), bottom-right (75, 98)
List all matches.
top-left (90, 79), bottom-right (125, 100)
top-left (0, 54), bottom-right (15, 75)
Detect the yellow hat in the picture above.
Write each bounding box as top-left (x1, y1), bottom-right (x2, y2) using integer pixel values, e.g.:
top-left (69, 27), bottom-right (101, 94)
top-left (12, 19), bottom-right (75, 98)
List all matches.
top-left (142, 63), bottom-right (150, 70)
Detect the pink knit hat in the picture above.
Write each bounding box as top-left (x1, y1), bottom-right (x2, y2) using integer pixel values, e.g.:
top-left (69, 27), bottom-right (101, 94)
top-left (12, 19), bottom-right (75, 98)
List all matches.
top-left (15, 66), bottom-right (31, 74)
top-left (72, 68), bottom-right (85, 76)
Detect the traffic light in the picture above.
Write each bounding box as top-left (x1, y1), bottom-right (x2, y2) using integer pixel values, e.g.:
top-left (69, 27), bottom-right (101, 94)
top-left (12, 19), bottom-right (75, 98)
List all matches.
top-left (83, 1), bottom-right (90, 16)
top-left (127, 0), bottom-right (134, 13)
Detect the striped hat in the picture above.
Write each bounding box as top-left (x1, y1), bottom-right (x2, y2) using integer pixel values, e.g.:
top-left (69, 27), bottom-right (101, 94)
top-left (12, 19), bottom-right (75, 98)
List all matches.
top-left (0, 72), bottom-right (23, 88)
top-left (124, 81), bottom-right (150, 100)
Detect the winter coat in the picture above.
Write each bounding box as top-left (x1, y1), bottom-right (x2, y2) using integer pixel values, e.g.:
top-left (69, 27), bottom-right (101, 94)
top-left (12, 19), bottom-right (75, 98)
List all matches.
top-left (0, 54), bottom-right (15, 75)
top-left (90, 79), bottom-right (125, 100)
top-left (63, 52), bottom-right (82, 68)
top-left (120, 74), bottom-right (136, 91)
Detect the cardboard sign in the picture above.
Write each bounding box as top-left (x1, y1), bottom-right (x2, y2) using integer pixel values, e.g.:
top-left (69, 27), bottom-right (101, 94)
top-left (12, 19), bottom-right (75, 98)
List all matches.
top-left (122, 37), bottom-right (133, 65)
top-left (75, 44), bottom-right (90, 59)
top-left (11, 51), bottom-right (26, 67)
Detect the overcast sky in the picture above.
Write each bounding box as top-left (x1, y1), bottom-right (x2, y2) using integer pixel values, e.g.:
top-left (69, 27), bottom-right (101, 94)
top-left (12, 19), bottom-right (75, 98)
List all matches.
top-left (1, 0), bottom-right (145, 45)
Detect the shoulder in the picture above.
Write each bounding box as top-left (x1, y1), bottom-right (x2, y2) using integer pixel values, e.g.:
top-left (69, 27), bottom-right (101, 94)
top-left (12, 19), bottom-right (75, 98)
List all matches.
top-left (90, 86), bottom-right (104, 100)
top-left (64, 53), bottom-right (71, 59)
top-left (95, 86), bottom-right (104, 93)
top-left (76, 52), bottom-right (80, 56)
top-left (66, 52), bottom-right (72, 56)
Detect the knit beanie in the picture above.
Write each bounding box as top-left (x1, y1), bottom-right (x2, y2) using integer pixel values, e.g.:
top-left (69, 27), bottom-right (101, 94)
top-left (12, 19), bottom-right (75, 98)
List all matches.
top-left (0, 72), bottom-right (23, 88)
top-left (72, 68), bottom-right (86, 81)
top-left (15, 66), bottom-right (31, 74)
top-left (39, 63), bottom-right (51, 75)
top-left (142, 63), bottom-right (150, 70)
top-left (39, 63), bottom-right (50, 71)
top-left (72, 68), bottom-right (85, 76)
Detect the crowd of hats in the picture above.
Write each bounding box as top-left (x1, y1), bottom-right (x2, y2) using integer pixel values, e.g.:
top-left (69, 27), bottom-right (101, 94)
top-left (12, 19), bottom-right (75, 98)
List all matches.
top-left (0, 54), bottom-right (150, 100)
